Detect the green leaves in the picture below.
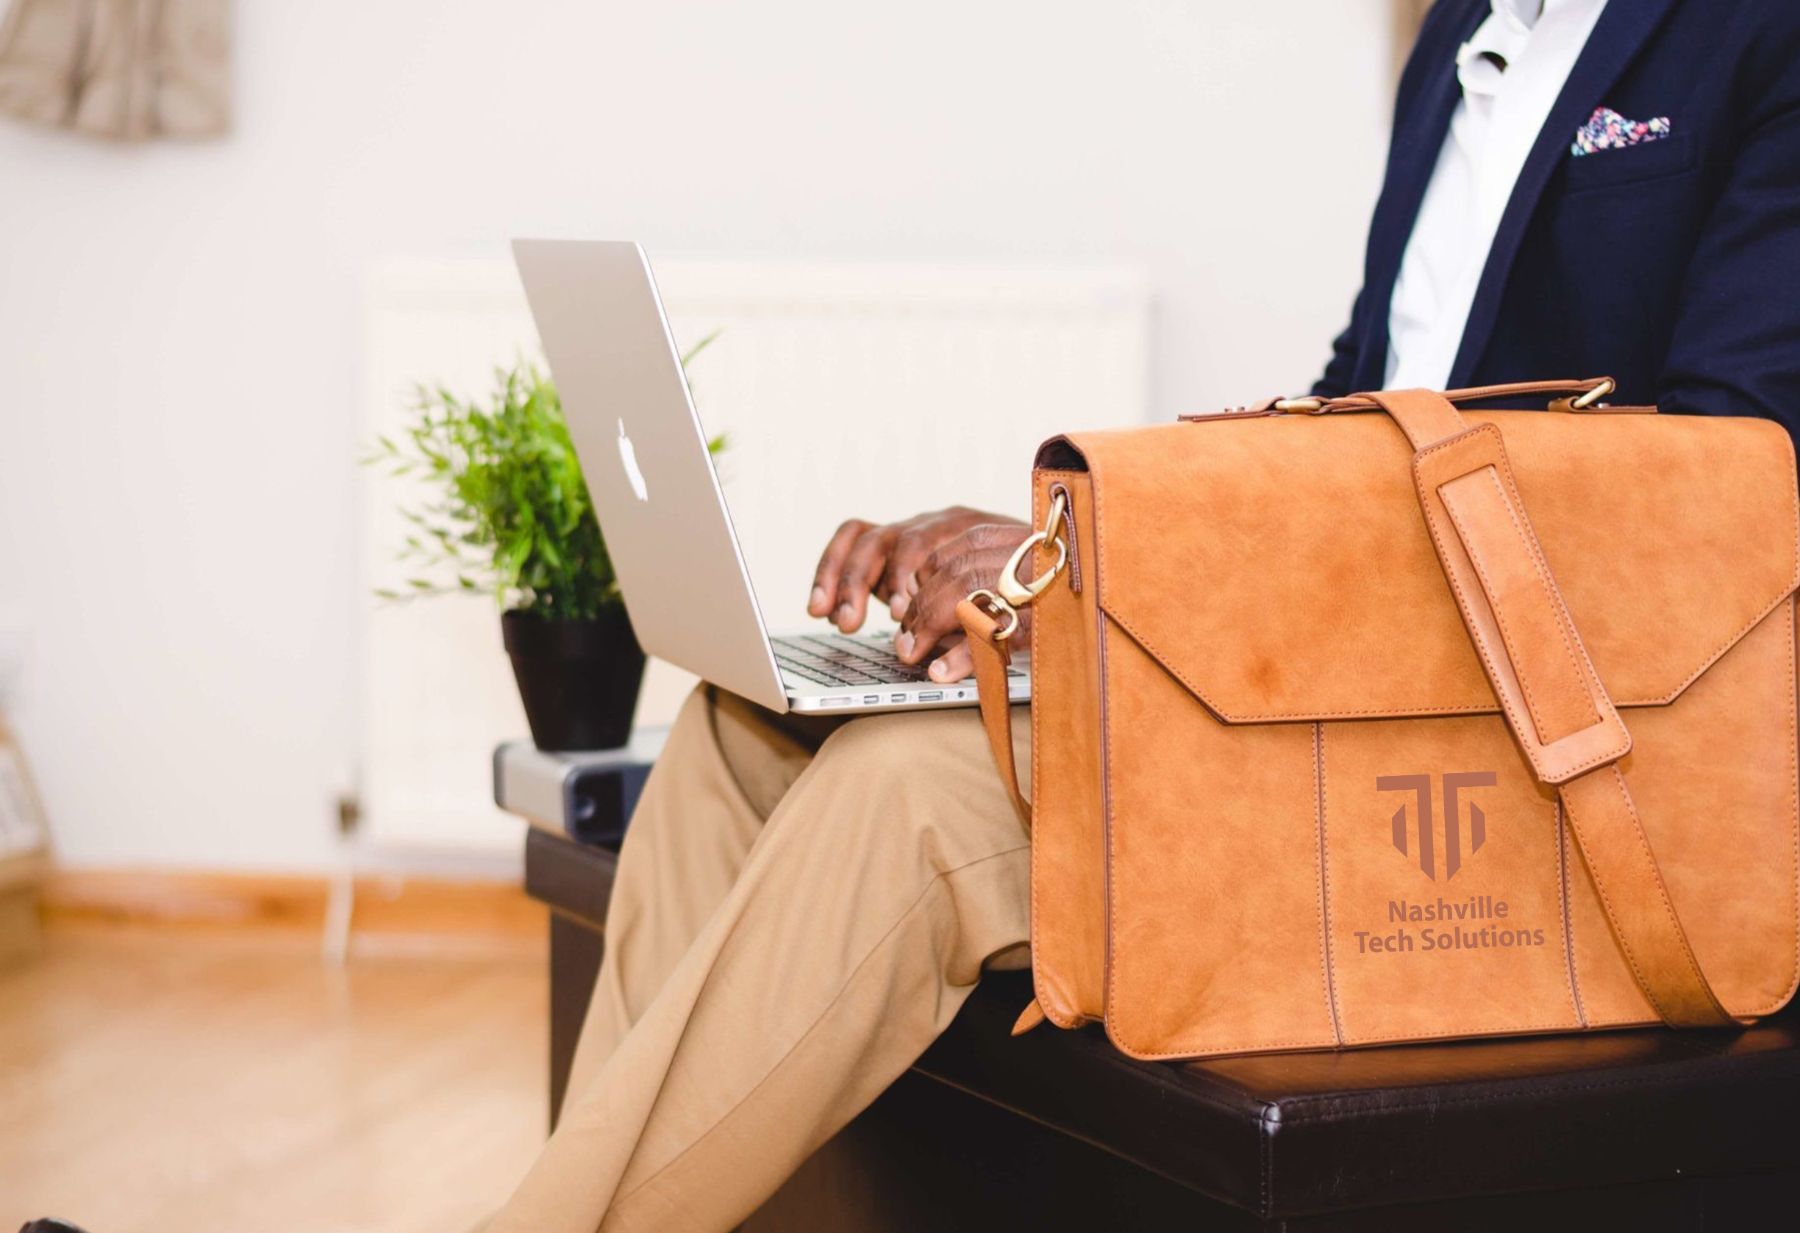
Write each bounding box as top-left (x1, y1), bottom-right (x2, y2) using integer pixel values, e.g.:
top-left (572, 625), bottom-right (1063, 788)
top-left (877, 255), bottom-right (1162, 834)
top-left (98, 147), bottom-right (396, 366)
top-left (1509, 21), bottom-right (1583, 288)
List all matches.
top-left (369, 349), bottom-right (724, 620)
top-left (680, 328), bottom-right (721, 368)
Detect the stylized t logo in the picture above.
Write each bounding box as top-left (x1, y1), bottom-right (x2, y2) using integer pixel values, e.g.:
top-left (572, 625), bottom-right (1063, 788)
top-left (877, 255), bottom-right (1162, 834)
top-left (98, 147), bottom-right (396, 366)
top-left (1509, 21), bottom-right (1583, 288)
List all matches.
top-left (1377, 772), bottom-right (1497, 881)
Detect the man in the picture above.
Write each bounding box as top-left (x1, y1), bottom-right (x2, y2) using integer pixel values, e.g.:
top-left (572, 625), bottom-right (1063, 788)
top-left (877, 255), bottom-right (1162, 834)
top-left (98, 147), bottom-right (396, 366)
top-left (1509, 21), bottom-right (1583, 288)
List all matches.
top-left (485, 2), bottom-right (1800, 1230)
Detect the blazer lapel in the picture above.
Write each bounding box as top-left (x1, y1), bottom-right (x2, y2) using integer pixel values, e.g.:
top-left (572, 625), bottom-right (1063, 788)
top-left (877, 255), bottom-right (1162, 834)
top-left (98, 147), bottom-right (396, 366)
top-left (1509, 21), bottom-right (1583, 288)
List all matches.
top-left (1355, 0), bottom-right (1486, 390)
top-left (1446, 0), bottom-right (1681, 386)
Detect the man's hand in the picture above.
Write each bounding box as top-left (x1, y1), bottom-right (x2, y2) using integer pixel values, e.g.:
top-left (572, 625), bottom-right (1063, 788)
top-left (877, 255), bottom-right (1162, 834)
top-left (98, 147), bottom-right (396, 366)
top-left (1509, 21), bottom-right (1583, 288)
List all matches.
top-left (894, 522), bottom-right (1033, 681)
top-left (808, 508), bottom-right (1028, 678)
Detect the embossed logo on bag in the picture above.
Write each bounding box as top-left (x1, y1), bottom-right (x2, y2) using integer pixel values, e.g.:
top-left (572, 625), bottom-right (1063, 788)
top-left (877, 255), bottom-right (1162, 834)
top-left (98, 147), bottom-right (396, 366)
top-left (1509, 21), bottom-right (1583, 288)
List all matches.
top-left (1376, 772), bottom-right (1497, 881)
top-left (1355, 772), bottom-right (1548, 955)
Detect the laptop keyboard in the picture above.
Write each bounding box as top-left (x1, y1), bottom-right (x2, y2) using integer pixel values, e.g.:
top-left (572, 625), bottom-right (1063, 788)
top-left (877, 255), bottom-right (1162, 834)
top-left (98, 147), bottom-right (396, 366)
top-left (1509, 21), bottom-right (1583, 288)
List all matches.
top-left (774, 633), bottom-right (931, 687)
top-left (773, 631), bottom-right (1025, 689)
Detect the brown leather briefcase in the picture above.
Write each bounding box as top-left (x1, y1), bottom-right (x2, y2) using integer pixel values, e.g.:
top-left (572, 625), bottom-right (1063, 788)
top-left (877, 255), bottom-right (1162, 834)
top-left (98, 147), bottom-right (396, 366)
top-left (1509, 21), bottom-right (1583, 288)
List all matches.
top-left (958, 378), bottom-right (1800, 1060)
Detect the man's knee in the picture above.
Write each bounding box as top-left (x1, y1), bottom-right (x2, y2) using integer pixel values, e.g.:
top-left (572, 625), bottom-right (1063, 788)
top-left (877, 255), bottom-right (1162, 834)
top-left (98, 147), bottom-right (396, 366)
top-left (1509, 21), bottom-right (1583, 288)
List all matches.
top-left (662, 684), bottom-right (725, 759)
top-left (636, 685), bottom-right (812, 822)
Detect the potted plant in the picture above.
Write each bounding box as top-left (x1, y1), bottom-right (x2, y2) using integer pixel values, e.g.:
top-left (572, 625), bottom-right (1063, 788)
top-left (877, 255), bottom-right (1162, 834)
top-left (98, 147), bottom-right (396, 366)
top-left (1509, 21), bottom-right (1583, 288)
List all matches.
top-left (371, 343), bottom-right (721, 750)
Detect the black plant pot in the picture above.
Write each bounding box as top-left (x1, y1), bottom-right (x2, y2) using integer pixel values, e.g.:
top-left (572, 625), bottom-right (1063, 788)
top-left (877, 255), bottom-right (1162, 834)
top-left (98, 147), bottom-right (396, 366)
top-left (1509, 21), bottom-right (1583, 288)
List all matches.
top-left (502, 607), bottom-right (647, 752)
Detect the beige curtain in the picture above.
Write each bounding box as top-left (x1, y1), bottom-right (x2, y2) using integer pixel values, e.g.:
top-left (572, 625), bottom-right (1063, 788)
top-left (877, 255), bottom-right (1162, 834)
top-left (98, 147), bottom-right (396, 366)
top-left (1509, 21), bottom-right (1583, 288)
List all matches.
top-left (0, 0), bottom-right (230, 140)
top-left (1399, 0), bottom-right (1436, 31)
top-left (1395, 0), bottom-right (1436, 73)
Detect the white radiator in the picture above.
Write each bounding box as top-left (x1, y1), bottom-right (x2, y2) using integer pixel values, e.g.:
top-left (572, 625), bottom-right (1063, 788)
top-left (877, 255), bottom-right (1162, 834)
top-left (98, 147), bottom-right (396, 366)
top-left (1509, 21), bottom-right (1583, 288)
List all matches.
top-left (358, 256), bottom-right (1152, 856)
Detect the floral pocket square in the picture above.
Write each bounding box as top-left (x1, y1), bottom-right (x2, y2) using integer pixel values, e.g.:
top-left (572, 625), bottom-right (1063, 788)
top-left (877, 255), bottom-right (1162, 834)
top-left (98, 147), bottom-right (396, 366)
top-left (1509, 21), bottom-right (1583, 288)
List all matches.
top-left (1572, 106), bottom-right (1672, 157)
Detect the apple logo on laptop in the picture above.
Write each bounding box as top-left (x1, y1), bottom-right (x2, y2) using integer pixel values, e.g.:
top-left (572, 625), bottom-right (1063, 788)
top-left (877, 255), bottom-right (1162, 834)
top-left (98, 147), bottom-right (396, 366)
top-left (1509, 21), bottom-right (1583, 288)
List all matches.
top-left (617, 419), bottom-right (649, 502)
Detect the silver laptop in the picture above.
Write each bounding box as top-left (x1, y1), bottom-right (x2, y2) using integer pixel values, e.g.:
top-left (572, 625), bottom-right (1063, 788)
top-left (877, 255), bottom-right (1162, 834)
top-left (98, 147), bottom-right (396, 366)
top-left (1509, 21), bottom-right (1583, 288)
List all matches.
top-left (512, 239), bottom-right (1031, 715)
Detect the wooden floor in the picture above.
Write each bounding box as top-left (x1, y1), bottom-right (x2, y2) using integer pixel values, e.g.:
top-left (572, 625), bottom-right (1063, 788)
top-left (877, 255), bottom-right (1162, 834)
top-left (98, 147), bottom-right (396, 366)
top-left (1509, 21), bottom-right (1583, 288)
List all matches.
top-left (0, 924), bottom-right (549, 1233)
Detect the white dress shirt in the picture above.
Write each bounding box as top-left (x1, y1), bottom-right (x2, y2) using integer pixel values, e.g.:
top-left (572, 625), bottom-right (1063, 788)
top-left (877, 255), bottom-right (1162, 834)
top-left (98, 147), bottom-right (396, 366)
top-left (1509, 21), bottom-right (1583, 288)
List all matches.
top-left (1385, 0), bottom-right (1609, 389)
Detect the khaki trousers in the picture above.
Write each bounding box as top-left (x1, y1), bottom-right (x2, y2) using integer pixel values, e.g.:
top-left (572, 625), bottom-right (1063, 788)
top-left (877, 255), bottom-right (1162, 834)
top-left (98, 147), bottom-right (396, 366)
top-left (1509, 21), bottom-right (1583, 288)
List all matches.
top-left (487, 685), bottom-right (1033, 1233)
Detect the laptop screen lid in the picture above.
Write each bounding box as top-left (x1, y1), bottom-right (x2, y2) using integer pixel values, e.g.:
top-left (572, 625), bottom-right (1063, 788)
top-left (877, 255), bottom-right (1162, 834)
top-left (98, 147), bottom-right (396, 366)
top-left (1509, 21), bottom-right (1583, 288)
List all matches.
top-left (512, 239), bottom-right (789, 712)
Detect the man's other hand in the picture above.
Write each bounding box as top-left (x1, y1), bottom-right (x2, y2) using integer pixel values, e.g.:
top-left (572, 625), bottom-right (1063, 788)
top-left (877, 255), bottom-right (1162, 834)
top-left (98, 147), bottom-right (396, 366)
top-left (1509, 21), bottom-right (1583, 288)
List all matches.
top-left (808, 508), bottom-right (1026, 631)
top-left (808, 510), bottom-right (1029, 679)
top-left (896, 523), bottom-right (1032, 682)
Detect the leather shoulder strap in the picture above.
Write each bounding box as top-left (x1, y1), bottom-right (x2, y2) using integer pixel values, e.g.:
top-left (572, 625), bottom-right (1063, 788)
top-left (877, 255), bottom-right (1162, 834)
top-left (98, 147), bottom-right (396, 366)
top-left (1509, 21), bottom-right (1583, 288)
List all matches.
top-left (958, 596), bottom-right (1045, 1033)
top-left (957, 597), bottom-right (1031, 834)
top-left (1366, 389), bottom-right (1738, 1028)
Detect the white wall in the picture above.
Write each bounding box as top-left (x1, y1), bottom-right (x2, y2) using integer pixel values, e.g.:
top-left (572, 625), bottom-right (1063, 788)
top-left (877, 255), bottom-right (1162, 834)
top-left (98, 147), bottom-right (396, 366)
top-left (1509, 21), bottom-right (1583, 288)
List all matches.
top-left (0, 0), bottom-right (1396, 871)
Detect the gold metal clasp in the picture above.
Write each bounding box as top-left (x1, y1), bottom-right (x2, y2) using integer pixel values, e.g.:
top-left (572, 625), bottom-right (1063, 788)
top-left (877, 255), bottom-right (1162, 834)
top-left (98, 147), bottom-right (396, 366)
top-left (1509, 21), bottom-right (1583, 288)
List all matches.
top-left (966, 589), bottom-right (1021, 641)
top-left (997, 490), bottom-right (1069, 607)
top-left (966, 490), bottom-right (1072, 641)
top-left (1570, 377), bottom-right (1616, 410)
top-left (1273, 396), bottom-right (1326, 414)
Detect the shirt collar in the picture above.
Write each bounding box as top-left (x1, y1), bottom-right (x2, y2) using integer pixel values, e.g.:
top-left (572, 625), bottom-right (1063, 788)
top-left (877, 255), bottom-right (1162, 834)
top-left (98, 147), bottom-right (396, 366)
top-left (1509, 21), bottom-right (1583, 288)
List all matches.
top-left (1459, 0), bottom-right (1553, 97)
top-left (1495, 0), bottom-right (1547, 31)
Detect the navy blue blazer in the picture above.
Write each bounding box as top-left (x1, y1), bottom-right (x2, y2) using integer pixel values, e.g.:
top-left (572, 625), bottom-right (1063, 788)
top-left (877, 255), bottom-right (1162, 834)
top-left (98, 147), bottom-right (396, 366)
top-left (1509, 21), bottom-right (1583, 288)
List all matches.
top-left (1316, 0), bottom-right (1800, 445)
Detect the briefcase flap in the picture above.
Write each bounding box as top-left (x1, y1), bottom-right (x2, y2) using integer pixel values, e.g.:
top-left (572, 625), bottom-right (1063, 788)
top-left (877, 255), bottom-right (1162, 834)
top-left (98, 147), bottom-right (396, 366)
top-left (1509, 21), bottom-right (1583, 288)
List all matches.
top-left (1049, 408), bottom-right (1799, 723)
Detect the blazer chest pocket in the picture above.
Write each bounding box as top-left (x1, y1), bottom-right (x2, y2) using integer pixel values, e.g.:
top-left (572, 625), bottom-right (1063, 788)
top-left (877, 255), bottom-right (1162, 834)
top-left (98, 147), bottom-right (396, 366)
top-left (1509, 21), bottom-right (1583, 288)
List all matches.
top-left (1562, 130), bottom-right (1697, 195)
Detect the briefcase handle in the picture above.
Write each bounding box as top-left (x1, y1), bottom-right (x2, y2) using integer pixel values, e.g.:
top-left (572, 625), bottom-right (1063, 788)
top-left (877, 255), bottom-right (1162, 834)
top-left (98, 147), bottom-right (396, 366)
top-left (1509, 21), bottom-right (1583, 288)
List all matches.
top-left (1284, 375), bottom-right (1617, 414)
top-left (1183, 377), bottom-right (1626, 422)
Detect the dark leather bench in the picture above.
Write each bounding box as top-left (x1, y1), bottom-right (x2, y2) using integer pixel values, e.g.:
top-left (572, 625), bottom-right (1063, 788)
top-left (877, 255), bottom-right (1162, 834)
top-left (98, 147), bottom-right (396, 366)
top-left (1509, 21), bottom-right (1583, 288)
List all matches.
top-left (525, 827), bottom-right (1800, 1230)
